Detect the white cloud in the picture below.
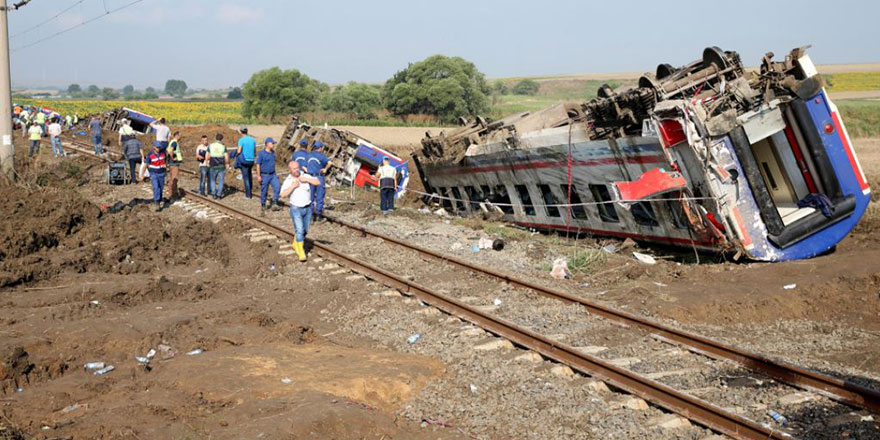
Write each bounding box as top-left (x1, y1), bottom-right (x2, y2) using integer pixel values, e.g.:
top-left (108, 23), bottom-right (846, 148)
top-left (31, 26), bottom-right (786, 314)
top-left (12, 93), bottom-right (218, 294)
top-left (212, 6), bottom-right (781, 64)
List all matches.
top-left (216, 3), bottom-right (264, 24)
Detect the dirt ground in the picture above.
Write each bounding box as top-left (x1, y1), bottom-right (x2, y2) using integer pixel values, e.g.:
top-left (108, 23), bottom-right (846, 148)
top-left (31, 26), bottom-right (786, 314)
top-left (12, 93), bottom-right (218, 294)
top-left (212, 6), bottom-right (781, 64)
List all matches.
top-left (1, 132), bottom-right (878, 439)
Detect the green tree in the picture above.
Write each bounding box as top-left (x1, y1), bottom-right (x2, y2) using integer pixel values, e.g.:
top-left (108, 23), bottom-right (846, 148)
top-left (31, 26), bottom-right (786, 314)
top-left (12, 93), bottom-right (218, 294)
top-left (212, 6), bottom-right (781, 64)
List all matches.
top-left (86, 85), bottom-right (100, 98)
top-left (241, 67), bottom-right (325, 118)
top-left (101, 87), bottom-right (119, 100)
top-left (322, 82), bottom-right (383, 119)
top-left (492, 81), bottom-right (508, 95)
top-left (164, 79), bottom-right (188, 96)
top-left (512, 79), bottom-right (540, 95)
top-left (226, 87), bottom-right (243, 99)
top-left (67, 83), bottom-right (81, 94)
top-left (382, 55), bottom-right (490, 122)
top-left (122, 84), bottom-right (135, 96)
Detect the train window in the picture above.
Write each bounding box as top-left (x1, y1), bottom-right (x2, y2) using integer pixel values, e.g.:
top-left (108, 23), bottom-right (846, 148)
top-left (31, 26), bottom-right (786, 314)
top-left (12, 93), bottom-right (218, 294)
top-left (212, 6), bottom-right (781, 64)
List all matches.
top-left (632, 202), bottom-right (659, 227)
top-left (667, 196), bottom-right (688, 229)
top-left (514, 184), bottom-right (536, 216)
top-left (538, 184), bottom-right (561, 217)
top-left (449, 187), bottom-right (467, 212)
top-left (491, 186), bottom-right (515, 214)
top-left (463, 186), bottom-right (482, 211)
top-left (436, 187), bottom-right (453, 210)
top-left (480, 185), bottom-right (491, 198)
top-left (560, 184), bottom-right (589, 220)
top-left (589, 184), bottom-right (619, 222)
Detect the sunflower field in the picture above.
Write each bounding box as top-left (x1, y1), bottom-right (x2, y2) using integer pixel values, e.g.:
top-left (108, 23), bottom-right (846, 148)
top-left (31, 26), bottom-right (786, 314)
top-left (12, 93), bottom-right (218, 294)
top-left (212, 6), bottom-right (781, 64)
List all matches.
top-left (16, 100), bottom-right (246, 125)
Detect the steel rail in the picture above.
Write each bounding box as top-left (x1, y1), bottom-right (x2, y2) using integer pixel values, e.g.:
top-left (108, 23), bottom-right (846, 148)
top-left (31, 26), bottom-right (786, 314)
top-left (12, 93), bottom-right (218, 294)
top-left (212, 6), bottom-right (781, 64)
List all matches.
top-left (59, 139), bottom-right (880, 415)
top-left (57, 141), bottom-right (792, 438)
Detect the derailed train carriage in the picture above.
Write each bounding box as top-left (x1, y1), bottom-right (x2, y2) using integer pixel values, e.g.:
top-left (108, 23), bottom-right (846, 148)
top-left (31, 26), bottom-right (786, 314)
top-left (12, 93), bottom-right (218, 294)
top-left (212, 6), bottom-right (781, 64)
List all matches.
top-left (413, 47), bottom-right (870, 261)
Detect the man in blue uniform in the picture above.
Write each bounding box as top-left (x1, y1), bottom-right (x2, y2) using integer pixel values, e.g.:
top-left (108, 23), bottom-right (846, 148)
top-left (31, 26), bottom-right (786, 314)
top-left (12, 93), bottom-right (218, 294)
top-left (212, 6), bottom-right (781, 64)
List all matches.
top-left (306, 141), bottom-right (331, 220)
top-left (255, 137), bottom-right (282, 215)
top-left (291, 139), bottom-right (309, 170)
top-left (237, 127), bottom-right (257, 199)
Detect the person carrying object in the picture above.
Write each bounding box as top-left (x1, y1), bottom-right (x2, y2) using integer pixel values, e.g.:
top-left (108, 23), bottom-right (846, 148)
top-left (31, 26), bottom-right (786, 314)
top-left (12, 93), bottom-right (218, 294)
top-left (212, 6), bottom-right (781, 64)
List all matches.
top-left (280, 160), bottom-right (320, 262)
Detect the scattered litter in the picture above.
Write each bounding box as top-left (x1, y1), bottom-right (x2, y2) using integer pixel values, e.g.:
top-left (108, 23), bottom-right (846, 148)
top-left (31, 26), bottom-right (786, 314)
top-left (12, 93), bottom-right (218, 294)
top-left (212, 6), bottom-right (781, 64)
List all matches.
top-left (601, 244), bottom-right (618, 254)
top-left (767, 410), bottom-right (788, 426)
top-left (418, 207), bottom-right (431, 214)
top-left (83, 362), bottom-right (104, 371)
top-left (269, 264), bottom-right (276, 271)
top-left (186, 349), bottom-right (203, 356)
top-left (41, 426), bottom-right (50, 431)
top-left (443, 220), bottom-right (450, 225)
top-left (653, 282), bottom-right (667, 287)
top-left (582, 282), bottom-right (591, 287)
top-left (62, 403), bottom-right (87, 413)
top-left (783, 284), bottom-right (797, 290)
top-left (16, 388), bottom-right (22, 392)
top-left (418, 300), bottom-right (426, 307)
top-left (621, 237), bottom-right (637, 248)
top-left (450, 242), bottom-right (463, 251)
top-left (434, 208), bottom-right (448, 217)
top-left (281, 377), bottom-right (293, 384)
top-left (135, 356), bottom-right (150, 364)
top-left (492, 238), bottom-right (504, 251)
top-left (469, 384), bottom-right (478, 393)
top-left (89, 300), bottom-right (100, 306)
top-left (469, 244), bottom-right (480, 253)
top-left (492, 298), bottom-right (502, 306)
top-left (632, 252), bottom-right (657, 265)
top-left (550, 258), bottom-right (571, 280)
top-left (146, 349), bottom-right (156, 358)
top-left (92, 365), bottom-right (115, 376)
top-left (195, 269), bottom-right (202, 274)
top-left (194, 210), bottom-right (209, 219)
top-left (157, 344), bottom-right (176, 359)
top-left (155, 306), bottom-right (163, 310)
top-left (478, 237), bottom-right (494, 250)
top-left (407, 333), bottom-right (422, 344)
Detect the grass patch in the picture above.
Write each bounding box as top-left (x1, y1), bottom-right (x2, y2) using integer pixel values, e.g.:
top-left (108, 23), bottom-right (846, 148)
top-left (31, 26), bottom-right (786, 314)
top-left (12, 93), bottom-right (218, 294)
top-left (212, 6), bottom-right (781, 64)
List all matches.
top-left (837, 100), bottom-right (880, 137)
top-left (566, 249), bottom-right (607, 275)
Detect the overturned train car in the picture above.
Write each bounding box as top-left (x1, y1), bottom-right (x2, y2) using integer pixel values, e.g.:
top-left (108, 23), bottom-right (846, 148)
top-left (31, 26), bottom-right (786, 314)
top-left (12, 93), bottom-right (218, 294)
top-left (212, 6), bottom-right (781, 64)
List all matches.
top-left (277, 118), bottom-right (410, 198)
top-left (413, 47), bottom-right (870, 261)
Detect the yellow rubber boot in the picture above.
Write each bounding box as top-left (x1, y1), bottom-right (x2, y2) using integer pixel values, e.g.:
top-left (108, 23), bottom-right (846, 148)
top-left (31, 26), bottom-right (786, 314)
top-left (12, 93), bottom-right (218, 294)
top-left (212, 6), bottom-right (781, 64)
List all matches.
top-left (294, 241), bottom-right (307, 262)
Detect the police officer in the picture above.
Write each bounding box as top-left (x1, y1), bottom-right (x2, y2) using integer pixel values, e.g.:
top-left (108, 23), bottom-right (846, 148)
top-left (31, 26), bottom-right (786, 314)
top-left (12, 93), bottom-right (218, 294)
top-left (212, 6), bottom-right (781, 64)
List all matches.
top-left (292, 139), bottom-right (309, 170)
top-left (146, 142), bottom-right (168, 211)
top-left (306, 141), bottom-right (331, 220)
top-left (255, 137), bottom-right (282, 215)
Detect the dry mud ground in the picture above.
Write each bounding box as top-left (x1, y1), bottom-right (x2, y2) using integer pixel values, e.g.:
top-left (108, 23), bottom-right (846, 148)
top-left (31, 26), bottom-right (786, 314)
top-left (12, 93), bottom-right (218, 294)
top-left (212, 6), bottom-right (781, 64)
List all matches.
top-left (0, 133), bottom-right (878, 439)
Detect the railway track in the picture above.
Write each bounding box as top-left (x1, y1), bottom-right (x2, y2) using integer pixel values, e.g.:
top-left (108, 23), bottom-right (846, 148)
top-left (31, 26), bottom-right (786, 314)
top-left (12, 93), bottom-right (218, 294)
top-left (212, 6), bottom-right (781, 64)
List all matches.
top-left (58, 139), bottom-right (880, 439)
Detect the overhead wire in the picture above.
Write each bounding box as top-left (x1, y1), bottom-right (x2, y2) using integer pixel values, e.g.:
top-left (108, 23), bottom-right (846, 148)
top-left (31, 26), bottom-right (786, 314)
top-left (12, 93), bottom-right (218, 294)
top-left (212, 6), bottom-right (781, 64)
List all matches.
top-left (10, 0), bottom-right (85, 38)
top-left (11, 0), bottom-right (146, 52)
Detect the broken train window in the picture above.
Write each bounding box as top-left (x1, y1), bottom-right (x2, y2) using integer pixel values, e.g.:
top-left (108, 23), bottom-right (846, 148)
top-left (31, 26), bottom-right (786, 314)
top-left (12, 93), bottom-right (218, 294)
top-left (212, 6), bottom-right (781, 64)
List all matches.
top-left (514, 184), bottom-right (536, 216)
top-left (538, 184), bottom-right (561, 218)
top-left (589, 184), bottom-right (619, 223)
top-left (449, 187), bottom-right (467, 212)
top-left (491, 185), bottom-right (515, 215)
top-left (631, 202), bottom-right (659, 227)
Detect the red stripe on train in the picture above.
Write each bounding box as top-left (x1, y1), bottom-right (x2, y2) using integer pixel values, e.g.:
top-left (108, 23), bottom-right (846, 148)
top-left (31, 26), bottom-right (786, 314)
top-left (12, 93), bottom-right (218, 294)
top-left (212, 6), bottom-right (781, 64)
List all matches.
top-left (831, 111), bottom-right (869, 191)
top-left (430, 155), bottom-right (667, 176)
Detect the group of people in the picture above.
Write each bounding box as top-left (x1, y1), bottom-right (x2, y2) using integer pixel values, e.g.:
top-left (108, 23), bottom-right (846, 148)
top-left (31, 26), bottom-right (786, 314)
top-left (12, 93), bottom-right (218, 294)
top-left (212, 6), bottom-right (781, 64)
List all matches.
top-left (117, 117), bottom-right (183, 211)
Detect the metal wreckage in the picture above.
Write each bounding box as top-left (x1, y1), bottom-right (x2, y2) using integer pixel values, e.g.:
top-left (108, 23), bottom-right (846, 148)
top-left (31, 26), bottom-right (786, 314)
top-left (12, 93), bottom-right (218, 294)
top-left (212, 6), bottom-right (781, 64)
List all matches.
top-left (411, 46), bottom-right (871, 261)
top-left (275, 117), bottom-right (411, 199)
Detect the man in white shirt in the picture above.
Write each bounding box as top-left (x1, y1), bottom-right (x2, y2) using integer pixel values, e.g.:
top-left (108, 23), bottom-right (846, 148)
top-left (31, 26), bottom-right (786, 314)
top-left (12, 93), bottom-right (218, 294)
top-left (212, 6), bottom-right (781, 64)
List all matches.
top-left (47, 118), bottom-right (64, 157)
top-left (150, 117), bottom-right (171, 151)
top-left (375, 157), bottom-right (398, 213)
top-left (280, 160), bottom-right (320, 262)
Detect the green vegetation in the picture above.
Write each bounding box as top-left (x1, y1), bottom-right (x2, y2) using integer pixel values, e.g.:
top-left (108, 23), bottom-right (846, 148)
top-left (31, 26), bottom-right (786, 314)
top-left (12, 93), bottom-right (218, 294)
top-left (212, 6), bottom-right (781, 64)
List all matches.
top-left (837, 100), bottom-right (880, 137)
top-left (511, 79), bottom-right (540, 95)
top-left (241, 67), bottom-right (326, 118)
top-left (565, 249), bottom-right (607, 275)
top-left (383, 55), bottom-right (491, 122)
top-left (322, 82), bottom-right (383, 119)
top-left (164, 79), bottom-right (188, 97)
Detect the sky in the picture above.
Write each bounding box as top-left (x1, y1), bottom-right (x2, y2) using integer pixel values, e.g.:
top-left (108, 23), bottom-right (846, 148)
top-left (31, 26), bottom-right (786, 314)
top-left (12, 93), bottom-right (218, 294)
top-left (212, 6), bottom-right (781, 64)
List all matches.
top-left (8, 0), bottom-right (880, 90)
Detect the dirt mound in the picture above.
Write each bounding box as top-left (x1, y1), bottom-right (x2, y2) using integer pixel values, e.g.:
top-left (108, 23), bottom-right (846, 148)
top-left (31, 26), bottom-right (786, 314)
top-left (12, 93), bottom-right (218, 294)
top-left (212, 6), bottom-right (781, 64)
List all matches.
top-left (0, 185), bottom-right (230, 288)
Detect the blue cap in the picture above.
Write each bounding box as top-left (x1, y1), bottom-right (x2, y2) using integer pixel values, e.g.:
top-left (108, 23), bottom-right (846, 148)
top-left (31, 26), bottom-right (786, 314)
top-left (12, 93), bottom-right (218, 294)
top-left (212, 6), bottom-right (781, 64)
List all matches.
top-left (265, 137), bottom-right (276, 145)
top-left (313, 141), bottom-right (324, 149)
top-left (299, 139), bottom-right (308, 146)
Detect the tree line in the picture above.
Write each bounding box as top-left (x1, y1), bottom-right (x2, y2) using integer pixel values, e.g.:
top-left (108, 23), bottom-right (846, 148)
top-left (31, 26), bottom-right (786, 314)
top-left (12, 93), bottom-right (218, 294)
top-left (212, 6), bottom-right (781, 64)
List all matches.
top-left (62, 79), bottom-right (227, 100)
top-left (241, 55), bottom-right (542, 123)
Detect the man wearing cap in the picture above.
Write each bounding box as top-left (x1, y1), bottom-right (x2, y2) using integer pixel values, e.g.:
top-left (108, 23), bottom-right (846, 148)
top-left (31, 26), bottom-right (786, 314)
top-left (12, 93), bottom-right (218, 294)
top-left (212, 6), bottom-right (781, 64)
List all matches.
top-left (237, 127), bottom-right (257, 199)
top-left (376, 157), bottom-right (398, 213)
top-left (292, 139), bottom-right (309, 170)
top-left (146, 142), bottom-right (168, 211)
top-left (255, 137), bottom-right (282, 215)
top-left (306, 141), bottom-right (332, 220)
top-left (280, 160), bottom-right (320, 262)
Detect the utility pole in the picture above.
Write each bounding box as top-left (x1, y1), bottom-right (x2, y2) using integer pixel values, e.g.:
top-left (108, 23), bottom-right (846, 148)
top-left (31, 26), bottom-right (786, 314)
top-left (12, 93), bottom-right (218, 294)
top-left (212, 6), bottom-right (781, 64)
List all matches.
top-left (0, 0), bottom-right (12, 180)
